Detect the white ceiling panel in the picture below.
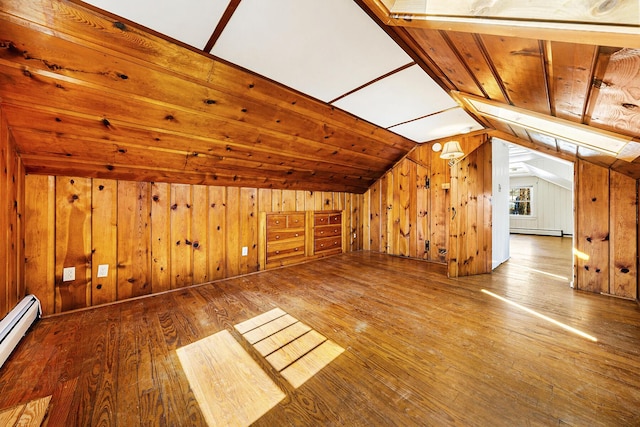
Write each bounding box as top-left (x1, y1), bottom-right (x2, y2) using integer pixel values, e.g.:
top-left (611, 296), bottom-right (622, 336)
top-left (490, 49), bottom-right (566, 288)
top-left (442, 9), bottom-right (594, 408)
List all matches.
top-left (331, 64), bottom-right (458, 128)
top-left (210, 0), bottom-right (413, 102)
top-left (389, 108), bottom-right (483, 143)
top-left (82, 0), bottom-right (231, 49)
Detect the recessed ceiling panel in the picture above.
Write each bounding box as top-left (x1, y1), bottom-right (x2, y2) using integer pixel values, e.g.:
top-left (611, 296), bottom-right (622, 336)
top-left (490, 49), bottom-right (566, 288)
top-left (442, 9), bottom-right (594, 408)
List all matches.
top-left (82, 0), bottom-right (231, 49)
top-left (332, 64), bottom-right (458, 128)
top-left (210, 0), bottom-right (413, 102)
top-left (389, 108), bottom-right (483, 143)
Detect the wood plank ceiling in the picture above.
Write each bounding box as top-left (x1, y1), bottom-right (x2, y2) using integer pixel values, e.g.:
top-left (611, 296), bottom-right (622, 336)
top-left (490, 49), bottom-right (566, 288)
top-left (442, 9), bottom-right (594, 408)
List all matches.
top-left (0, 0), bottom-right (639, 193)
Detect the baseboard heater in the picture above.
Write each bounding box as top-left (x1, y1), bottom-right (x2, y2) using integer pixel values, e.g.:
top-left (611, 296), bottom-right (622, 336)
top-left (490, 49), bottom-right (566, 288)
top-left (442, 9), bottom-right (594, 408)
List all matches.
top-left (510, 228), bottom-right (564, 237)
top-left (0, 295), bottom-right (41, 369)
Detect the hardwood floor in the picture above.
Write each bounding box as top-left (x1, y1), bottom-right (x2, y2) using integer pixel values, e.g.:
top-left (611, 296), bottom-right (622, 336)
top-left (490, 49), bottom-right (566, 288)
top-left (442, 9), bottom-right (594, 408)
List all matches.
top-left (1, 245), bottom-right (639, 426)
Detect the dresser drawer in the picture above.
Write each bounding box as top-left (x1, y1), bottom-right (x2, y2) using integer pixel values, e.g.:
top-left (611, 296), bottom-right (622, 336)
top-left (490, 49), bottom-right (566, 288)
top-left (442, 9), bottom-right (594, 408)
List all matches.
top-left (287, 213), bottom-right (305, 227)
top-left (267, 214), bottom-right (288, 228)
top-left (267, 228), bottom-right (304, 242)
top-left (314, 224), bottom-right (341, 239)
top-left (314, 214), bottom-right (330, 226)
top-left (267, 240), bottom-right (305, 262)
top-left (314, 236), bottom-right (341, 253)
top-left (328, 213), bottom-right (342, 224)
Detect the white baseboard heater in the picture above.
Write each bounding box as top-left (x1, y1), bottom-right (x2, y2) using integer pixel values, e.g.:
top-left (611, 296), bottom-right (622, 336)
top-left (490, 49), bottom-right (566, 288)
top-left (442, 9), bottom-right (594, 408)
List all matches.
top-left (510, 228), bottom-right (564, 237)
top-left (0, 295), bottom-right (41, 369)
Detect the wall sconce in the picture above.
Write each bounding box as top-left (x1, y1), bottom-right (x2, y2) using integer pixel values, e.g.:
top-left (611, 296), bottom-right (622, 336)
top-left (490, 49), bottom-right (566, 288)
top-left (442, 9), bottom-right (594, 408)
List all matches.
top-left (440, 140), bottom-right (464, 165)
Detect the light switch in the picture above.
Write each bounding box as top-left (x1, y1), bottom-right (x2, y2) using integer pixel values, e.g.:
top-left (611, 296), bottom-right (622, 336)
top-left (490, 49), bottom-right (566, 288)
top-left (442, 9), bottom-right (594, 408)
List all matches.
top-left (241, 246), bottom-right (248, 256)
top-left (97, 264), bottom-right (109, 278)
top-left (63, 267), bottom-right (75, 282)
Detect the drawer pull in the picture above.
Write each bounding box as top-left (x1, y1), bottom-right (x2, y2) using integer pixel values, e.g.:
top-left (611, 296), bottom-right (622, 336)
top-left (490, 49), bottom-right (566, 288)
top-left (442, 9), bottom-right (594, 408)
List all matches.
top-left (295, 233), bottom-right (299, 237)
top-left (275, 220), bottom-right (280, 224)
top-left (294, 247), bottom-right (299, 251)
top-left (275, 235), bottom-right (280, 239)
top-left (275, 250), bottom-right (280, 254)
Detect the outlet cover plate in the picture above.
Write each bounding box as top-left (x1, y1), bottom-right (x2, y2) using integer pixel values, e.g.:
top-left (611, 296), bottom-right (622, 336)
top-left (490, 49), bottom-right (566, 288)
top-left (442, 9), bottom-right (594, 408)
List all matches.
top-left (97, 264), bottom-right (109, 278)
top-left (241, 246), bottom-right (248, 256)
top-left (63, 267), bottom-right (76, 282)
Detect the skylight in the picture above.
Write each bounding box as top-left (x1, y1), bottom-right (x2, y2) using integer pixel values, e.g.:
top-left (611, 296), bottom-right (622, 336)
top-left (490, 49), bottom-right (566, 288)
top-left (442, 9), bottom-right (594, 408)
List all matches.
top-left (455, 92), bottom-right (634, 159)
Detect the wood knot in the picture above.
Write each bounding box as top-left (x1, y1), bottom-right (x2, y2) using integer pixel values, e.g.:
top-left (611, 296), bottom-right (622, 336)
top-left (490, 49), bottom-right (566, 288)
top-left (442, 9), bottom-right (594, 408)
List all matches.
top-left (591, 197), bottom-right (597, 202)
top-left (113, 21), bottom-right (126, 30)
top-left (98, 185), bottom-right (104, 191)
top-left (165, 114), bottom-right (174, 121)
top-left (117, 73), bottom-right (128, 80)
top-left (102, 118), bottom-right (111, 127)
top-left (204, 99), bottom-right (216, 105)
top-left (96, 284), bottom-right (102, 290)
top-left (622, 103), bottom-right (638, 110)
top-left (171, 204), bottom-right (178, 210)
top-left (118, 148), bottom-right (126, 154)
top-left (586, 236), bottom-right (592, 242)
top-left (55, 117), bottom-right (62, 122)
top-left (621, 268), bottom-right (630, 274)
top-left (185, 239), bottom-right (192, 246)
top-left (193, 241), bottom-right (199, 249)
top-left (127, 278), bottom-right (136, 283)
top-left (152, 195), bottom-right (160, 202)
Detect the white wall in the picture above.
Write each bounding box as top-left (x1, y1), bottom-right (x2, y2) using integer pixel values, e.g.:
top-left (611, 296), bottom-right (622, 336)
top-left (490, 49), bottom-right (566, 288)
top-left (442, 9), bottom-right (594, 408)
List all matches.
top-left (510, 176), bottom-right (574, 235)
top-left (492, 140), bottom-right (510, 269)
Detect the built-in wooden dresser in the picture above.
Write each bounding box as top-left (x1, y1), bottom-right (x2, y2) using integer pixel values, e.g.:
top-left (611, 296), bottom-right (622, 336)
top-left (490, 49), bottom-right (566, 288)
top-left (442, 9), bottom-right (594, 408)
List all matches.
top-left (314, 211), bottom-right (342, 257)
top-left (264, 212), bottom-right (306, 268)
top-left (260, 210), bottom-right (343, 269)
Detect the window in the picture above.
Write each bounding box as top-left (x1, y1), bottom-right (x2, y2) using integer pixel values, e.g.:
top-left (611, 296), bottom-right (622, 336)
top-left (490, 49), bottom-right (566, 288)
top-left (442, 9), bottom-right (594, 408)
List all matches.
top-left (509, 187), bottom-right (532, 216)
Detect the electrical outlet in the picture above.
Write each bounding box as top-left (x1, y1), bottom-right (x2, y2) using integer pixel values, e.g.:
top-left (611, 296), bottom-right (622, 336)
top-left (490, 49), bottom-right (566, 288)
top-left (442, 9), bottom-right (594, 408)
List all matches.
top-left (97, 264), bottom-right (109, 278)
top-left (241, 246), bottom-right (248, 256)
top-left (63, 267), bottom-right (76, 282)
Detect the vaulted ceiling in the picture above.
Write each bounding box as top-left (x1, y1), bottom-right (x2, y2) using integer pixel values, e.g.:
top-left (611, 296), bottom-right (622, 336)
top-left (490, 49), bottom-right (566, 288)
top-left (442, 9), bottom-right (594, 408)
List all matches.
top-left (0, 0), bottom-right (639, 193)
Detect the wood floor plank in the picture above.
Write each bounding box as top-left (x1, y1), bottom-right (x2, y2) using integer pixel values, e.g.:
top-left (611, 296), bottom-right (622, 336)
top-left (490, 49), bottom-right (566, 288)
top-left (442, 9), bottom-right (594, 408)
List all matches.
top-left (253, 322), bottom-right (313, 356)
top-left (234, 307), bottom-right (287, 333)
top-left (1, 236), bottom-right (639, 426)
top-left (19, 396), bottom-right (51, 427)
top-left (0, 404), bottom-right (23, 427)
top-left (280, 340), bottom-right (345, 388)
top-left (265, 329), bottom-right (327, 371)
top-left (241, 314), bottom-right (299, 344)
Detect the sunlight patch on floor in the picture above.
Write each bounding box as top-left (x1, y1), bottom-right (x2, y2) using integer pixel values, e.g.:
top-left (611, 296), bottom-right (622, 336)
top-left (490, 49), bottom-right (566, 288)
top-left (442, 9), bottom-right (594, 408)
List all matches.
top-left (176, 330), bottom-right (285, 427)
top-left (519, 265), bottom-right (569, 281)
top-left (481, 289), bottom-right (598, 342)
top-left (235, 308), bottom-right (344, 388)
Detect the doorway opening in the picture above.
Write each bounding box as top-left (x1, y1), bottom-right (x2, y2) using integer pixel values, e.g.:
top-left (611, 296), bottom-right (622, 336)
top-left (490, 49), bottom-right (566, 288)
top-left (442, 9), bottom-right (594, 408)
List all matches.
top-left (492, 139), bottom-right (574, 286)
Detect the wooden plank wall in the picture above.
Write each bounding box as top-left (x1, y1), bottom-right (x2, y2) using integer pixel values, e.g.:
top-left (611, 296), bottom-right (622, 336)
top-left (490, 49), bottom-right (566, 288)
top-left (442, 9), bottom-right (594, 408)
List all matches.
top-left (0, 109), bottom-right (25, 319)
top-left (575, 160), bottom-right (637, 299)
top-left (448, 140), bottom-right (493, 277)
top-left (23, 177), bottom-right (362, 315)
top-left (364, 133), bottom-right (489, 264)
